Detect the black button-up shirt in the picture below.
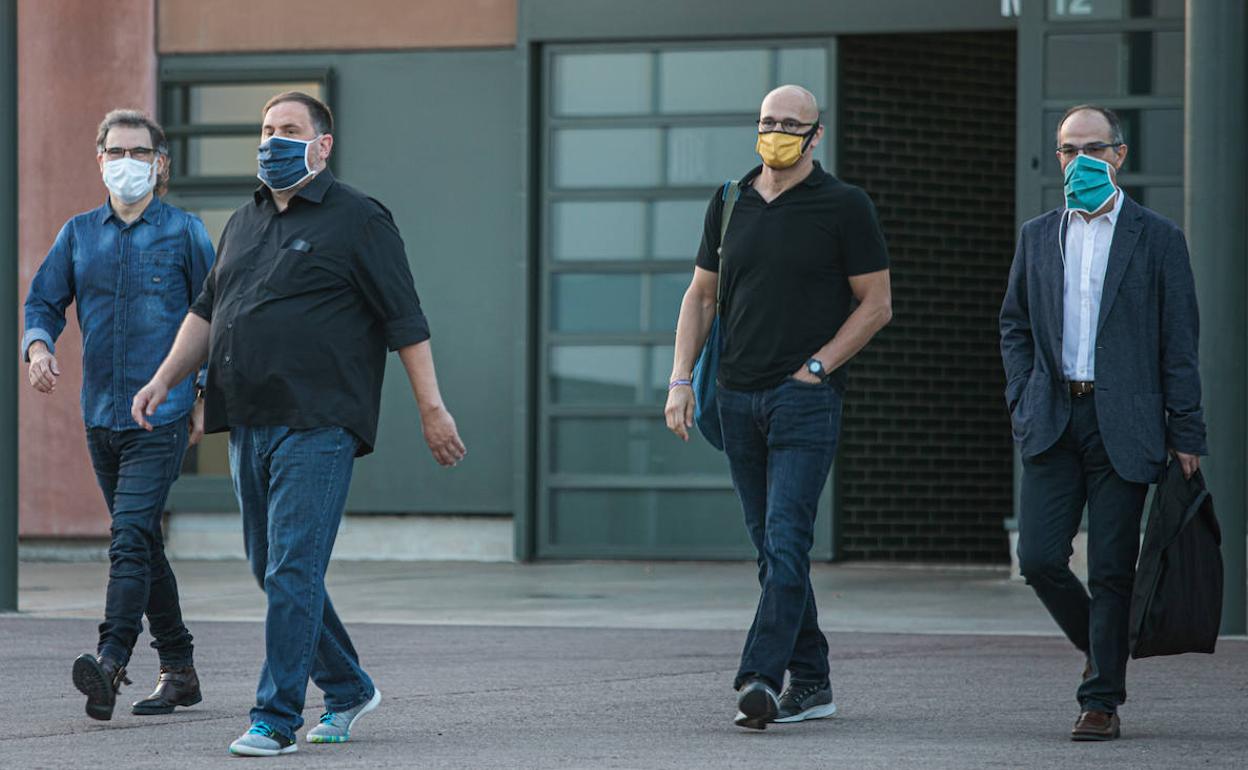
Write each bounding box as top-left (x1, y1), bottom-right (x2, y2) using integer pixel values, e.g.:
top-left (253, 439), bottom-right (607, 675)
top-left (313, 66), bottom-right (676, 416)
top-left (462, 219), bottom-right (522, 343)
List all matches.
top-left (694, 163), bottom-right (889, 391)
top-left (190, 170), bottom-right (430, 455)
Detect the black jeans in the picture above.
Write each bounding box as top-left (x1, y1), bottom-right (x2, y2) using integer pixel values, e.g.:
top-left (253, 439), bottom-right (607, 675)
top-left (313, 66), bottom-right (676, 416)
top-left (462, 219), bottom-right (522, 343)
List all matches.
top-left (718, 378), bottom-right (841, 692)
top-left (85, 421), bottom-right (194, 668)
top-left (1017, 396), bottom-right (1148, 713)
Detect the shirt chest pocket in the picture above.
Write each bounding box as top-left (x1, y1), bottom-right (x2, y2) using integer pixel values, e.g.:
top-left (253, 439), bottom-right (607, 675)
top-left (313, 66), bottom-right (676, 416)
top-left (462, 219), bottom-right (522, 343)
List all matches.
top-left (139, 251), bottom-right (187, 302)
top-left (263, 247), bottom-right (350, 297)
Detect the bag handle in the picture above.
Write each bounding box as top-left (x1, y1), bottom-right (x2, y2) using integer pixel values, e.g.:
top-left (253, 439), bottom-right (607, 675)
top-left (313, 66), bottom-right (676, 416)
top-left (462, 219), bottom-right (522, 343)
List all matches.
top-left (715, 179), bottom-right (740, 313)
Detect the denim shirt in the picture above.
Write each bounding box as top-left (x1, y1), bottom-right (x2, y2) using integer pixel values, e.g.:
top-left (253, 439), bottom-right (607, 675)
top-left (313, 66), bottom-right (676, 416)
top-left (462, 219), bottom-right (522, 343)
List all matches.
top-left (22, 197), bottom-right (216, 431)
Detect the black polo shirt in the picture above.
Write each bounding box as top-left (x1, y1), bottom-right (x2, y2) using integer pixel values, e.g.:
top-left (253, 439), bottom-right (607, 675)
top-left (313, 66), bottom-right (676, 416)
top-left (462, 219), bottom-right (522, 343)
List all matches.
top-left (189, 170), bottom-right (430, 455)
top-left (695, 162), bottom-right (889, 392)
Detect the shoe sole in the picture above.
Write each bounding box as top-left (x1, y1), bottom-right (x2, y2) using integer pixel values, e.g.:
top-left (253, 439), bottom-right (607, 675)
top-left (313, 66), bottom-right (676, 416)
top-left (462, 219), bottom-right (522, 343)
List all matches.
top-left (1071, 729), bottom-right (1120, 742)
top-left (774, 702), bottom-right (837, 723)
top-left (229, 742), bottom-right (298, 757)
top-left (131, 692), bottom-right (203, 716)
top-left (71, 655), bottom-right (115, 721)
top-left (735, 687), bottom-right (778, 730)
top-left (307, 687), bottom-right (381, 744)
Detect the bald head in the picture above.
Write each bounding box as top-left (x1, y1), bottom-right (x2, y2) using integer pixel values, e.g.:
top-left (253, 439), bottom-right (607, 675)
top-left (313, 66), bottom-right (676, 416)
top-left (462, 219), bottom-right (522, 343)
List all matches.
top-left (760, 85), bottom-right (819, 123)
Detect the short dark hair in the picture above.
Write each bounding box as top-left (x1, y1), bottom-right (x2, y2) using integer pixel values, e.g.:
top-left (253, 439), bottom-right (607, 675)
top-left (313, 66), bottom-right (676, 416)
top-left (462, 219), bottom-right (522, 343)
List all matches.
top-left (1056, 104), bottom-right (1125, 146)
top-left (262, 91), bottom-right (334, 135)
top-left (95, 109), bottom-right (171, 195)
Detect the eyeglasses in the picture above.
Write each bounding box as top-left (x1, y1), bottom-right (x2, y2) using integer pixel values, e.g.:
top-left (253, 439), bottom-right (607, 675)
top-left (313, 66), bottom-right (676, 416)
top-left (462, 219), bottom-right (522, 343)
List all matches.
top-left (1056, 142), bottom-right (1122, 157)
top-left (757, 118), bottom-right (817, 134)
top-left (102, 146), bottom-right (156, 162)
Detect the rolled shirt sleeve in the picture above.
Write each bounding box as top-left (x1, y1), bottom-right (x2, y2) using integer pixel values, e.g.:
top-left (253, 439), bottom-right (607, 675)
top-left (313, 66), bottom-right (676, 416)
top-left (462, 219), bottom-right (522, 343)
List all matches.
top-left (352, 210), bottom-right (431, 351)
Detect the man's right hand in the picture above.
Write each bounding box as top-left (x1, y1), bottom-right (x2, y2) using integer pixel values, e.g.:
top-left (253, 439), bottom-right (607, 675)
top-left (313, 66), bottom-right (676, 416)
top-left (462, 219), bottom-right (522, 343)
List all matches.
top-left (131, 379), bottom-right (170, 431)
top-left (26, 343), bottom-right (60, 394)
top-left (664, 384), bottom-right (695, 442)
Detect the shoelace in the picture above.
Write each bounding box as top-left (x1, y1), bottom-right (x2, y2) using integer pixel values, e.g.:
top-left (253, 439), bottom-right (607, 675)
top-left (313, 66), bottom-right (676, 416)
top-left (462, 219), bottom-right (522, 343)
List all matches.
top-left (783, 682), bottom-right (823, 704)
top-left (318, 711), bottom-right (340, 725)
top-left (247, 722), bottom-right (277, 738)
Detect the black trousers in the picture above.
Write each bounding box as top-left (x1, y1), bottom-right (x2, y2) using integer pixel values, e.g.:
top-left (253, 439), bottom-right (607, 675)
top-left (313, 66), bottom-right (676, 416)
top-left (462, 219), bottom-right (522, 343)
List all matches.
top-left (86, 421), bottom-right (194, 668)
top-left (1017, 396), bottom-right (1148, 714)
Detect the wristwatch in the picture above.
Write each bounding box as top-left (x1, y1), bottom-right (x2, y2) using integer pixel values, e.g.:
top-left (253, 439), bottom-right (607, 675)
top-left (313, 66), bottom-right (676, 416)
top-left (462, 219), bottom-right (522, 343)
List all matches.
top-left (806, 358), bottom-right (830, 383)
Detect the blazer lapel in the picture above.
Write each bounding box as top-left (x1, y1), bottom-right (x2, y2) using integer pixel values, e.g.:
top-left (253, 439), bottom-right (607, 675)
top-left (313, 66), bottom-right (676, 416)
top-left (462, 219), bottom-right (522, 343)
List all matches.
top-left (1097, 195), bottom-right (1144, 334)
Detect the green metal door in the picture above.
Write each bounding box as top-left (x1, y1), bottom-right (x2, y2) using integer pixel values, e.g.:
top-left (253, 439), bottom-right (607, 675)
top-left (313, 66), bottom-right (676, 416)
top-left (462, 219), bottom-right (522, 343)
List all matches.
top-left (536, 39), bottom-right (839, 559)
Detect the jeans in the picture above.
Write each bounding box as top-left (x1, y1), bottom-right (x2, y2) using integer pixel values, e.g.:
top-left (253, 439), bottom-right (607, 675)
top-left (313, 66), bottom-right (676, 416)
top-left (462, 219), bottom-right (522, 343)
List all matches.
top-left (1017, 396), bottom-right (1149, 713)
top-left (229, 425), bottom-right (375, 739)
top-left (85, 421), bottom-right (194, 669)
top-left (718, 377), bottom-right (841, 691)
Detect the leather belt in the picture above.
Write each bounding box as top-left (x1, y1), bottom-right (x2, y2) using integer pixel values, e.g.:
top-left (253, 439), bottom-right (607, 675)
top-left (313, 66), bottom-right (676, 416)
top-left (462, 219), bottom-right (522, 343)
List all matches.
top-left (1069, 381), bottom-right (1095, 398)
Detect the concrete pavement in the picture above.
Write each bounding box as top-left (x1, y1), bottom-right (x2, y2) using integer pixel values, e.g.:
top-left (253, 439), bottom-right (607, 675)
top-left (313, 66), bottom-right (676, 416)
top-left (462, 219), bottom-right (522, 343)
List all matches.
top-left (2, 560), bottom-right (1245, 769)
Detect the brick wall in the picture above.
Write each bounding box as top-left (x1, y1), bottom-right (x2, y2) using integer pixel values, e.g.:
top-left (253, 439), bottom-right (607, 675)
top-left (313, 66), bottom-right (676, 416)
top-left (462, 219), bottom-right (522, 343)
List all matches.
top-left (837, 32), bottom-right (1017, 562)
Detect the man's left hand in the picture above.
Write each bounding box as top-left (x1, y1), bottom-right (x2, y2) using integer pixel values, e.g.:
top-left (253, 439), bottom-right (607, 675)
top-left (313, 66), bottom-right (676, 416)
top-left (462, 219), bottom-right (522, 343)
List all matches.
top-left (1173, 450), bottom-right (1200, 480)
top-left (421, 405), bottom-right (467, 467)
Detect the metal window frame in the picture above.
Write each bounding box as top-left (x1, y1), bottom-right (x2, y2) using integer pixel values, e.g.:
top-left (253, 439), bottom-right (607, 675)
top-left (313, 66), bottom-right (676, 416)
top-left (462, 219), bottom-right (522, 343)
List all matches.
top-left (534, 37), bottom-right (839, 560)
top-left (159, 67), bottom-right (335, 193)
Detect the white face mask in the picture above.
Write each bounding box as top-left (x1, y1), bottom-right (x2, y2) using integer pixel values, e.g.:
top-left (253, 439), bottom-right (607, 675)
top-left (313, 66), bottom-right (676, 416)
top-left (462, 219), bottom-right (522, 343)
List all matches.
top-left (102, 157), bottom-right (157, 205)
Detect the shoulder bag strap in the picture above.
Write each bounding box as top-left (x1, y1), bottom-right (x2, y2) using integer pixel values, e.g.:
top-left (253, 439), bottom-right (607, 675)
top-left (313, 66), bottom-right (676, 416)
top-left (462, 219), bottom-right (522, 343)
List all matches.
top-left (716, 180), bottom-right (740, 313)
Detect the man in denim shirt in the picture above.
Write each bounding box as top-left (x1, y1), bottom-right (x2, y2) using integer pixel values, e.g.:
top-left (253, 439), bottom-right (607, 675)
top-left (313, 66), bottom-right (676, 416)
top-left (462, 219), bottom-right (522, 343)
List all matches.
top-left (23, 110), bottom-right (215, 721)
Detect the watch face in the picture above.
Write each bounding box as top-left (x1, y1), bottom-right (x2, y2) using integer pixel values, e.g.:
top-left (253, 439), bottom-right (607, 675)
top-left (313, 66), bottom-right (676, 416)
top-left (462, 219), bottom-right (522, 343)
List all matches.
top-left (808, 360), bottom-right (822, 374)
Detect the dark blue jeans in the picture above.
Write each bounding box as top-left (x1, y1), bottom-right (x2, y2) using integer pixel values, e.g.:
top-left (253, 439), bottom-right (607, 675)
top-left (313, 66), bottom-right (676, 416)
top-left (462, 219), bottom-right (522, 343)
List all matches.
top-left (718, 377), bottom-right (842, 692)
top-left (85, 420), bottom-right (194, 669)
top-left (1017, 396), bottom-right (1149, 714)
top-left (229, 425), bottom-right (375, 739)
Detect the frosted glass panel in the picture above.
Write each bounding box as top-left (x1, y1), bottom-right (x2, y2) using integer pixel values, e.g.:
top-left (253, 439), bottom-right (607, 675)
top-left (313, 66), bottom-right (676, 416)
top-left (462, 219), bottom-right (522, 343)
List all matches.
top-left (667, 125), bottom-right (759, 186)
top-left (554, 53), bottom-right (653, 116)
top-left (658, 50), bottom-right (770, 114)
top-left (553, 128), bottom-right (662, 188)
top-left (552, 202), bottom-right (646, 260)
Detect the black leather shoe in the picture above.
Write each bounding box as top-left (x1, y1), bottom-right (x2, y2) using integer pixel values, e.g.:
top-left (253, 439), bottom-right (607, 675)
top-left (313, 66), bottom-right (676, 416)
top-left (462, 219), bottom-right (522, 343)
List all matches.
top-left (132, 665), bottom-right (202, 715)
top-left (72, 654), bottom-right (130, 721)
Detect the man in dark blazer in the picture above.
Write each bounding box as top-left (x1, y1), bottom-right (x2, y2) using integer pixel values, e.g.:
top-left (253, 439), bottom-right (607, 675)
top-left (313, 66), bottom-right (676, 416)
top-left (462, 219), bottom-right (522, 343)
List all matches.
top-left (999, 104), bottom-right (1206, 741)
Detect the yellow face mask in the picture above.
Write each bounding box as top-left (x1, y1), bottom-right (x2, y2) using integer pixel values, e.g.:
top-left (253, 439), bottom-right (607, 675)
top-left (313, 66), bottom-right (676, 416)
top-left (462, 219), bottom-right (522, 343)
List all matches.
top-left (755, 131), bottom-right (805, 169)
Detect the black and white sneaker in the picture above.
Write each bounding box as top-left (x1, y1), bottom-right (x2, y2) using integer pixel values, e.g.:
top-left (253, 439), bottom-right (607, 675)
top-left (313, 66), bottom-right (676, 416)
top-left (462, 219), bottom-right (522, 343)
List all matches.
top-left (774, 679), bottom-right (836, 723)
top-left (734, 678), bottom-right (779, 730)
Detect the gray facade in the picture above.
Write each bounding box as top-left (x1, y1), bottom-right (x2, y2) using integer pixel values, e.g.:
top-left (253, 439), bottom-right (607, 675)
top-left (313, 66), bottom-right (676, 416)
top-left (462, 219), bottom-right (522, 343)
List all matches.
top-left (3, 0), bottom-right (1243, 625)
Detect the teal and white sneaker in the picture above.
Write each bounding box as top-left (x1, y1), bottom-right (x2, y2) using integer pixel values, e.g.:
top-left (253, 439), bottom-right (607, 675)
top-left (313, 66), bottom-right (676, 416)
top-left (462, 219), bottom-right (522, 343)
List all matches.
top-left (229, 722), bottom-right (297, 756)
top-left (306, 688), bottom-right (381, 744)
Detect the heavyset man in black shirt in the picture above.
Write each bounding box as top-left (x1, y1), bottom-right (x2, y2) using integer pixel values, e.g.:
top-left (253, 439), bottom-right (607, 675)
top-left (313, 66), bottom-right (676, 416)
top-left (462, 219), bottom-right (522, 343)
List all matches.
top-left (132, 92), bottom-right (465, 757)
top-left (666, 85), bottom-right (892, 729)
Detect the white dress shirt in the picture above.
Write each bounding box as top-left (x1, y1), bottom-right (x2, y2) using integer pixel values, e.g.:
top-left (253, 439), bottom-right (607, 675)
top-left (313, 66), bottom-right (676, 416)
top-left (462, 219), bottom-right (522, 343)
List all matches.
top-left (1061, 190), bottom-right (1124, 381)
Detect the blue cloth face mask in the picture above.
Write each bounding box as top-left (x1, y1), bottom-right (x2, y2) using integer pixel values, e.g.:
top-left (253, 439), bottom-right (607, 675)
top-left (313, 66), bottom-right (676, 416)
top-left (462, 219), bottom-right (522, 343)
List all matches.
top-left (257, 134), bottom-right (321, 192)
top-left (1063, 153), bottom-right (1118, 214)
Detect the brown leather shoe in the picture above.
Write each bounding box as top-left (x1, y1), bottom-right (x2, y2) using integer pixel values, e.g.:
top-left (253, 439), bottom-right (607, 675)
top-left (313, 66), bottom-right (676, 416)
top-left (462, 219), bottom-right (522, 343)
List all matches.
top-left (1071, 710), bottom-right (1121, 741)
top-left (72, 654), bottom-right (131, 721)
top-left (132, 665), bottom-right (202, 715)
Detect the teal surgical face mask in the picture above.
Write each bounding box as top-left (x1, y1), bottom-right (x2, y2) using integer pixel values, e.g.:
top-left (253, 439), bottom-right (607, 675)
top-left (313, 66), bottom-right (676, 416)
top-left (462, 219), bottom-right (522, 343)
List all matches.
top-left (1063, 154), bottom-right (1117, 214)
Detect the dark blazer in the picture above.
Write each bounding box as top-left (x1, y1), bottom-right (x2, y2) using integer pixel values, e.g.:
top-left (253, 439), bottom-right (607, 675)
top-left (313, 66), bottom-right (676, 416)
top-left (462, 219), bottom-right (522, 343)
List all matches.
top-left (999, 195), bottom-right (1206, 484)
